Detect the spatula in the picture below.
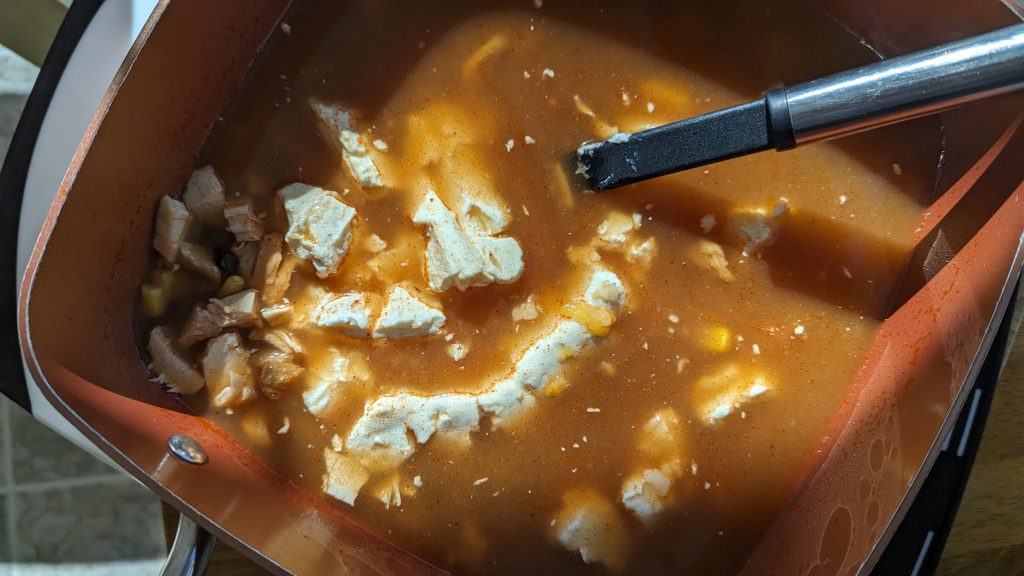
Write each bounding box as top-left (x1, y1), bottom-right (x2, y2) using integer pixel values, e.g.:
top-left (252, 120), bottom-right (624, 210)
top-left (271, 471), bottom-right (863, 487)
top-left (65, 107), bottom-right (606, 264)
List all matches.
top-left (577, 24), bottom-right (1024, 191)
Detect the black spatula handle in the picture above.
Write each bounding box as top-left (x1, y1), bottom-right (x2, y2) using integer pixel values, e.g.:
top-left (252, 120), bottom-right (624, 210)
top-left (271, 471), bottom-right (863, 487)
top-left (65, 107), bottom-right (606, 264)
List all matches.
top-left (580, 23), bottom-right (1024, 190)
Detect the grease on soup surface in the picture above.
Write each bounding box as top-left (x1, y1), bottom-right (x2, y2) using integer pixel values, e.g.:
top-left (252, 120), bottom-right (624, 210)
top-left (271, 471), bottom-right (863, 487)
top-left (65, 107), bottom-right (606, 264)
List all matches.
top-left (139, 1), bottom-right (939, 573)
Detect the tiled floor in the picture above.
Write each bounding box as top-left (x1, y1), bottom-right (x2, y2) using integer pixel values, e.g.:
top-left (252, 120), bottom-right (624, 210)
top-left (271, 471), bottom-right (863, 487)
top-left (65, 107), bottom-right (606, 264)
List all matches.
top-left (1, 46), bottom-right (166, 576)
top-left (0, 400), bottom-right (166, 575)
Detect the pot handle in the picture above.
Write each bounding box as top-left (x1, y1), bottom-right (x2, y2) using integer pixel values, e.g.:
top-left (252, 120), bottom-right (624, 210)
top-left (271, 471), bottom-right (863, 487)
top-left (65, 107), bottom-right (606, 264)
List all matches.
top-left (160, 513), bottom-right (216, 576)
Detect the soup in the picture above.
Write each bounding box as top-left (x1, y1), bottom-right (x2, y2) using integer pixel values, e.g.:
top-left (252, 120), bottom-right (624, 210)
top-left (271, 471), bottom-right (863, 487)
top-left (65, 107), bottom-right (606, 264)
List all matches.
top-left (139, 1), bottom-right (939, 573)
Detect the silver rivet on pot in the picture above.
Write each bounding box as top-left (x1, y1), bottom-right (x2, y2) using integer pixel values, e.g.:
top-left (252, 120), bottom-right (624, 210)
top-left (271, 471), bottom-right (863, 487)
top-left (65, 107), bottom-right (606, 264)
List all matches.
top-left (167, 435), bottom-right (208, 465)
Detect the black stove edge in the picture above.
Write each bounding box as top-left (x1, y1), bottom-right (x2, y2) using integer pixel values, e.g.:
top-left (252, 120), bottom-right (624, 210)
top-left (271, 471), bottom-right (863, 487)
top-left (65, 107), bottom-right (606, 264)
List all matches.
top-left (872, 280), bottom-right (1020, 576)
top-left (0, 0), bottom-right (104, 412)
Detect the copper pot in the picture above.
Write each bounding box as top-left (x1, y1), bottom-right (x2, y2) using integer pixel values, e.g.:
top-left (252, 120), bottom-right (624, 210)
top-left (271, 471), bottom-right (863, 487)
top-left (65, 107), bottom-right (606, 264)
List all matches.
top-left (17, 0), bottom-right (1024, 574)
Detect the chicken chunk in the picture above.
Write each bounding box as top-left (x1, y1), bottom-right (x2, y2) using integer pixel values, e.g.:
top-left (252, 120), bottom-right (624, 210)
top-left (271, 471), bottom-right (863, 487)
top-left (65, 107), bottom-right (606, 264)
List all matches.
top-left (147, 326), bottom-right (204, 394)
top-left (278, 183), bottom-right (357, 278)
top-left (260, 300), bottom-right (293, 325)
top-left (250, 329), bottom-right (304, 399)
top-left (153, 196), bottom-right (191, 262)
top-left (209, 289), bottom-right (260, 327)
top-left (252, 233), bottom-right (298, 304)
top-left (231, 242), bottom-right (259, 284)
top-left (179, 289), bottom-right (261, 347)
top-left (224, 196), bottom-right (264, 242)
top-left (182, 166), bottom-right (226, 228)
top-left (202, 332), bottom-right (256, 408)
top-left (178, 242), bottom-right (221, 282)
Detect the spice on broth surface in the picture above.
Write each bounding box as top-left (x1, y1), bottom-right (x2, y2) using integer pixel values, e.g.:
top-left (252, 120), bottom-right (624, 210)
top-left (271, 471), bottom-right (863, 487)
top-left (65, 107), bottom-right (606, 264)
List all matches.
top-left (139, 1), bottom-right (940, 574)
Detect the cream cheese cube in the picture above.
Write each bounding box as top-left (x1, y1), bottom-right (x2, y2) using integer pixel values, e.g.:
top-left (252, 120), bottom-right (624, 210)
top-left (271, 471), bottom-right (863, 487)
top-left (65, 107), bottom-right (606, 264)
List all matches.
top-left (412, 190), bottom-right (524, 292)
top-left (345, 392), bottom-right (481, 463)
top-left (621, 468), bottom-right (672, 522)
top-left (278, 183), bottom-right (357, 278)
top-left (413, 190), bottom-right (486, 291)
top-left (302, 350), bottom-right (368, 418)
top-left (638, 408), bottom-right (684, 461)
top-left (315, 292), bottom-right (375, 337)
top-left (372, 286), bottom-right (445, 338)
top-left (309, 99), bottom-right (384, 188)
top-left (552, 489), bottom-right (630, 572)
top-left (322, 449), bottom-right (369, 506)
top-left (695, 364), bottom-right (773, 425)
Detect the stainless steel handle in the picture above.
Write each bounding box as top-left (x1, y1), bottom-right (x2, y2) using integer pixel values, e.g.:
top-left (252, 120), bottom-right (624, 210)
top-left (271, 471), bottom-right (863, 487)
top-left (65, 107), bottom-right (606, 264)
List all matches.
top-left (784, 24), bottom-right (1024, 144)
top-left (160, 514), bottom-right (216, 576)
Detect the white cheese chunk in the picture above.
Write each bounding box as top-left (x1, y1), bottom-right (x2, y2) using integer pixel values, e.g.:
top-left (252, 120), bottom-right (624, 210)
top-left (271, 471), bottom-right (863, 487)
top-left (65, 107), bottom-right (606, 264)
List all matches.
top-left (695, 364), bottom-right (773, 425)
top-left (447, 342), bottom-right (469, 362)
top-left (372, 475), bottom-right (403, 509)
top-left (638, 408), bottom-right (683, 462)
top-left (458, 194), bottom-right (510, 236)
top-left (584, 268), bottom-right (626, 309)
top-left (346, 393), bottom-right (482, 463)
top-left (302, 350), bottom-right (367, 418)
top-left (511, 295), bottom-right (539, 322)
top-left (694, 240), bottom-right (735, 282)
top-left (620, 408), bottom-right (686, 522)
top-left (593, 211), bottom-right (655, 269)
top-left (552, 489), bottom-right (630, 572)
top-left (412, 190), bottom-right (524, 292)
top-left (596, 211), bottom-right (638, 247)
top-left (364, 233), bottom-right (388, 253)
top-left (278, 183), bottom-right (357, 278)
top-left (621, 468), bottom-right (672, 522)
top-left (699, 214), bottom-right (716, 233)
top-left (322, 449), bottom-right (369, 506)
top-left (344, 269), bottom-right (626, 468)
top-left (309, 99), bottom-right (383, 188)
top-left (727, 198), bottom-right (790, 255)
top-left (626, 237), bottom-right (656, 265)
top-left (413, 190), bottom-right (485, 291)
top-left (372, 286), bottom-right (445, 338)
top-left (315, 292), bottom-right (375, 337)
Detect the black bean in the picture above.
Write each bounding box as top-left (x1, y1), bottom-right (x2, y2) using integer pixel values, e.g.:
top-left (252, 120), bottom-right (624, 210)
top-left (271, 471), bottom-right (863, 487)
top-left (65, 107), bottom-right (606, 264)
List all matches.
top-left (218, 249), bottom-right (239, 278)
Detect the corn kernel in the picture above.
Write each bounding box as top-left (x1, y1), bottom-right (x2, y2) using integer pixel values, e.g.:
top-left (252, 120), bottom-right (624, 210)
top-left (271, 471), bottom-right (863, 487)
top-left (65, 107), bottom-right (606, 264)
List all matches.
top-left (544, 375), bottom-right (568, 397)
top-left (563, 300), bottom-right (615, 337)
top-left (218, 275), bottom-right (246, 297)
top-left (704, 326), bottom-right (731, 352)
top-left (141, 284), bottom-right (167, 317)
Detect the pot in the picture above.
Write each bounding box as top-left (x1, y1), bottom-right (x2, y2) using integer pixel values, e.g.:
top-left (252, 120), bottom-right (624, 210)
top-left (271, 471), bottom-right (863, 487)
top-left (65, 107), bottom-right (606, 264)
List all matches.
top-left (17, 1), bottom-right (1024, 574)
